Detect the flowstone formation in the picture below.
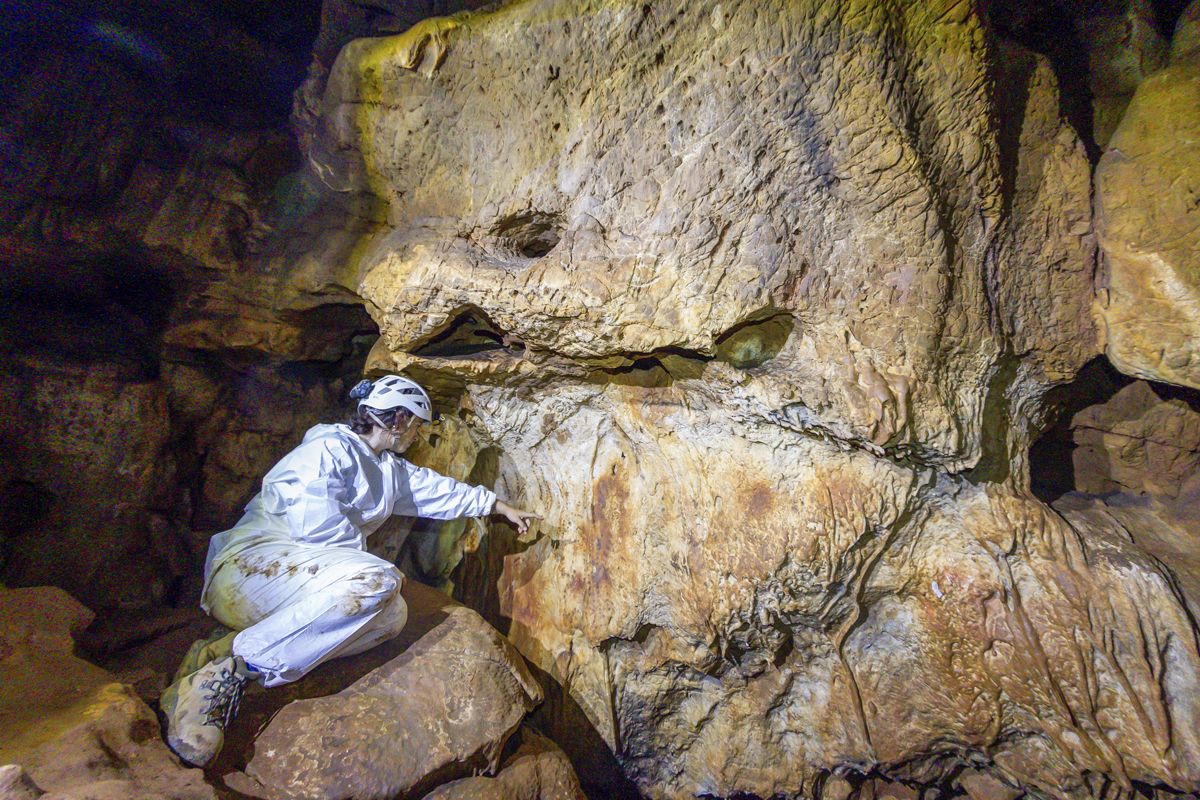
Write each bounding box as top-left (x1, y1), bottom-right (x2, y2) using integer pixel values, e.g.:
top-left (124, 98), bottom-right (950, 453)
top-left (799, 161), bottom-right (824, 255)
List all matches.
top-left (293, 0), bottom-right (1200, 798)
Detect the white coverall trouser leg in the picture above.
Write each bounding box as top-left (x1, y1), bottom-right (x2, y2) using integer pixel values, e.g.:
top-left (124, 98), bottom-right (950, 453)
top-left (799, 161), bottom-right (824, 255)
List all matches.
top-left (203, 539), bottom-right (407, 688)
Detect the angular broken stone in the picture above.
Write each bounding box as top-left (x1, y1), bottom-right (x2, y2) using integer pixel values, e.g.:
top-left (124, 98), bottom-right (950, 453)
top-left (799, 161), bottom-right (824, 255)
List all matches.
top-left (228, 582), bottom-right (542, 800)
top-left (0, 586), bottom-right (213, 800)
top-left (423, 728), bottom-right (585, 800)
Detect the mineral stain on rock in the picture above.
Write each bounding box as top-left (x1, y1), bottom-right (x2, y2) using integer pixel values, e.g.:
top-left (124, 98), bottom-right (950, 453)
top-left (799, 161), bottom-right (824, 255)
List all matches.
top-left (307, 0), bottom-right (1200, 796)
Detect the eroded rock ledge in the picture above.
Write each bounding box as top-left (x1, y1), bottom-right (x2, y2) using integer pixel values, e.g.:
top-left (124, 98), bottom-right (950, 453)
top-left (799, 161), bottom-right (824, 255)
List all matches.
top-left (290, 1), bottom-right (1200, 798)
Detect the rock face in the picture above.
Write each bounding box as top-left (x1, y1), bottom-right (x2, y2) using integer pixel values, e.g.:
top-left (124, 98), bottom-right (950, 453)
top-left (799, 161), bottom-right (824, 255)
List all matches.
top-left (288, 0), bottom-right (1200, 797)
top-left (0, 3), bottom-right (378, 618)
top-left (1070, 380), bottom-right (1200, 499)
top-left (423, 729), bottom-right (586, 800)
top-left (1095, 48), bottom-right (1200, 391)
top-left (226, 580), bottom-right (543, 800)
top-left (0, 586), bottom-right (214, 800)
top-left (1074, 0), bottom-right (1169, 148)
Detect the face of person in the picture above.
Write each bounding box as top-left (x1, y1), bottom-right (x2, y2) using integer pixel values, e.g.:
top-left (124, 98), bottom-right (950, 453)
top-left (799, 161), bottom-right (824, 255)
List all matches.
top-left (386, 415), bottom-right (421, 454)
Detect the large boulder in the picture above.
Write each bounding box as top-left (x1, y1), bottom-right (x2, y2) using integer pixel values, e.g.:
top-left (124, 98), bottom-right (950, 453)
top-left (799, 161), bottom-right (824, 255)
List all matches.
top-left (288, 1), bottom-right (1200, 798)
top-left (1069, 379), bottom-right (1200, 499)
top-left (0, 586), bottom-right (214, 800)
top-left (423, 728), bottom-right (586, 800)
top-left (1095, 54), bottom-right (1200, 391)
top-left (222, 580), bottom-right (542, 800)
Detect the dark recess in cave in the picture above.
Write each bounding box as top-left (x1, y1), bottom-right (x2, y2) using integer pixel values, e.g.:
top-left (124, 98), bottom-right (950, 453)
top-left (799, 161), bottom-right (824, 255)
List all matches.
top-left (1028, 357), bottom-right (1200, 504)
top-left (0, 0), bottom-right (323, 125)
top-left (411, 307), bottom-right (525, 358)
top-left (985, 0), bottom-right (1190, 161)
top-left (490, 210), bottom-right (564, 259)
top-left (1029, 357), bottom-right (1134, 503)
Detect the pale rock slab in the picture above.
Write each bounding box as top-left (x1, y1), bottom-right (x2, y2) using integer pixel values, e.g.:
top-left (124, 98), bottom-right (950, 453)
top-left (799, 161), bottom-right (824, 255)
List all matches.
top-left (231, 585), bottom-right (542, 800)
top-left (1095, 53), bottom-right (1200, 390)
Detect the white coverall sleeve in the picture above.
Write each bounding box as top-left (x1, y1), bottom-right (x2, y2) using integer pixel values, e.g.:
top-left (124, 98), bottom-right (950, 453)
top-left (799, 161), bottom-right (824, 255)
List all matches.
top-left (264, 444), bottom-right (366, 549)
top-left (393, 460), bottom-right (497, 520)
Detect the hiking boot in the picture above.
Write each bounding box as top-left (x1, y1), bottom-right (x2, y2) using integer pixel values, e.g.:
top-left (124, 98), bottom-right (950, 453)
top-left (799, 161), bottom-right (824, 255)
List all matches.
top-left (172, 628), bottom-right (236, 685)
top-left (161, 655), bottom-right (253, 767)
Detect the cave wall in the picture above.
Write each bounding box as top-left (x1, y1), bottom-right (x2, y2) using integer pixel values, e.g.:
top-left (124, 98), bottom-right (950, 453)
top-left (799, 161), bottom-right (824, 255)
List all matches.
top-left (0, 0), bottom-right (379, 620)
top-left (291, 0), bottom-right (1200, 798)
top-left (1, 1), bottom-right (1199, 799)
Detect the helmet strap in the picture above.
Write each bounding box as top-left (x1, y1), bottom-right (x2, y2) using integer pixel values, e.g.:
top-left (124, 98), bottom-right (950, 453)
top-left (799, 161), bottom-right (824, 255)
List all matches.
top-left (366, 410), bottom-right (395, 432)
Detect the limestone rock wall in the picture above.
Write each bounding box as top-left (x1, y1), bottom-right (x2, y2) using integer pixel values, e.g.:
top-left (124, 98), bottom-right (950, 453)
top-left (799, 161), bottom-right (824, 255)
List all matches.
top-left (293, 0), bottom-right (1200, 797)
top-left (0, 2), bottom-right (378, 618)
top-left (2, 1), bottom-right (1198, 799)
top-left (1094, 40), bottom-right (1200, 390)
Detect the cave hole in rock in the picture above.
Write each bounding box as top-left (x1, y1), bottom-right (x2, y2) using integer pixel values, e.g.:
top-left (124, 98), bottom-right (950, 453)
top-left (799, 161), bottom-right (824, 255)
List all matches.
top-left (590, 347), bottom-right (710, 387)
top-left (1030, 358), bottom-right (1135, 502)
top-left (0, 252), bottom-right (178, 379)
top-left (410, 306), bottom-right (524, 359)
top-left (713, 311), bottom-right (795, 369)
top-left (489, 210), bottom-right (564, 259)
top-left (586, 312), bottom-right (795, 388)
top-left (1028, 357), bottom-right (1200, 504)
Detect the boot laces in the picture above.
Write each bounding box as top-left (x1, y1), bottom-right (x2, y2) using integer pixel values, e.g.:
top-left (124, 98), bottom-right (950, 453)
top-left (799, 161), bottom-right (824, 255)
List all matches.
top-left (199, 661), bottom-right (247, 730)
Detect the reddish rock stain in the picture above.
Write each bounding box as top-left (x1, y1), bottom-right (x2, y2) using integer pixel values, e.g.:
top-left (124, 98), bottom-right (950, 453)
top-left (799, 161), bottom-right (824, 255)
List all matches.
top-left (591, 469), bottom-right (630, 588)
top-left (742, 483), bottom-right (774, 519)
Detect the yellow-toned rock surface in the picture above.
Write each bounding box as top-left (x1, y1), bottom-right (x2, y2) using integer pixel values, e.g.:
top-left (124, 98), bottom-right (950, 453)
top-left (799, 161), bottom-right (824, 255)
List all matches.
top-left (1171, 0), bottom-right (1200, 63)
top-left (282, 1), bottom-right (1200, 797)
top-left (1095, 54), bottom-right (1200, 390)
top-left (0, 586), bottom-right (213, 800)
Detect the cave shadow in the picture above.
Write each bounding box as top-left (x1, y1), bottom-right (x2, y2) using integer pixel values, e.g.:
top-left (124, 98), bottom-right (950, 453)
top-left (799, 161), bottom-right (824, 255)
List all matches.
top-left (1029, 357), bottom-right (1133, 503)
top-left (1026, 356), bottom-right (1200, 504)
top-left (451, 520), bottom-right (644, 798)
top-left (523, 659), bottom-right (645, 800)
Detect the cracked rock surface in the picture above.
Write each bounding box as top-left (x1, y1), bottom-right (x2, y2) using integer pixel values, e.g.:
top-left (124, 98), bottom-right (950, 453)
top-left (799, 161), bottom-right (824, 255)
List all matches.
top-left (291, 0), bottom-right (1200, 797)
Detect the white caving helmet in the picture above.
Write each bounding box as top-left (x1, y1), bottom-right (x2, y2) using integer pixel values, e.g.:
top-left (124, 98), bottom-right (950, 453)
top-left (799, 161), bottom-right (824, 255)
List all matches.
top-left (349, 375), bottom-right (433, 422)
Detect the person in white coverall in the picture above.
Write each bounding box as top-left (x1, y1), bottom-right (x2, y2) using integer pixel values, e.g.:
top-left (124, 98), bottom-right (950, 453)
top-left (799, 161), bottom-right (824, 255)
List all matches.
top-left (161, 374), bottom-right (539, 767)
